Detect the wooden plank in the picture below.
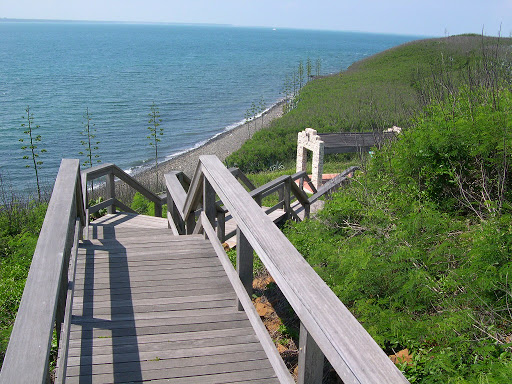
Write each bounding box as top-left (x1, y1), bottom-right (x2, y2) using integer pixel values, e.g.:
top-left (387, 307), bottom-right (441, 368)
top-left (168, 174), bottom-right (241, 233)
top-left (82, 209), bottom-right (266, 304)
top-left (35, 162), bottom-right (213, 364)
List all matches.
top-left (66, 358), bottom-right (274, 384)
top-left (90, 212), bottom-right (169, 228)
top-left (200, 212), bottom-right (294, 384)
top-left (1, 159), bottom-right (82, 384)
top-left (72, 298), bottom-right (236, 319)
top-left (66, 335), bottom-right (261, 367)
top-left (198, 155), bottom-right (409, 384)
top-left (111, 164), bottom-right (161, 204)
top-left (73, 292), bottom-right (237, 311)
top-left (106, 171), bottom-right (115, 214)
top-left (81, 163), bottom-right (114, 181)
top-left (55, 219), bottom-right (81, 384)
top-left (73, 285), bottom-right (232, 305)
top-left (70, 306), bottom-right (240, 325)
top-left (74, 259), bottom-right (225, 277)
top-left (230, 167), bottom-right (256, 191)
top-left (133, 367), bottom-right (278, 384)
top-left (66, 349), bottom-right (268, 376)
top-left (68, 334), bottom-right (258, 358)
top-left (75, 272), bottom-right (229, 292)
top-left (67, 326), bottom-right (254, 350)
top-left (249, 175), bottom-right (289, 200)
top-left (308, 165), bottom-right (359, 204)
top-left (88, 197), bottom-right (115, 215)
top-left (74, 256), bottom-right (223, 274)
top-left (70, 312), bottom-right (249, 333)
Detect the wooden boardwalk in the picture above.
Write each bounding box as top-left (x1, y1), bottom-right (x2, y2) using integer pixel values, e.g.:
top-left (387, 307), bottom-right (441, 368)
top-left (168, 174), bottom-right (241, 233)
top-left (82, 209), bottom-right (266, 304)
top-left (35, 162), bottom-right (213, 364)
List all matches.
top-left (2, 158), bottom-right (408, 384)
top-left (64, 213), bottom-right (280, 383)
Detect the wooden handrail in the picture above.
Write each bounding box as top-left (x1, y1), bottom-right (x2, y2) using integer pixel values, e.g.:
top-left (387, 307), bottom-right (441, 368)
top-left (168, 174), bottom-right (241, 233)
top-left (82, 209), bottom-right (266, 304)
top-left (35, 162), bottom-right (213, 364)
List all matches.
top-left (308, 165), bottom-right (359, 204)
top-left (82, 163), bottom-right (163, 219)
top-left (166, 156), bottom-right (408, 384)
top-left (1, 159), bottom-right (84, 383)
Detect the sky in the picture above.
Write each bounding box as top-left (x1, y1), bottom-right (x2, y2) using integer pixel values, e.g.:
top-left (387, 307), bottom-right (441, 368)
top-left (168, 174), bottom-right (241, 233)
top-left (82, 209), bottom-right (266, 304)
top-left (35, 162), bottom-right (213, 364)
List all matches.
top-left (1, 0), bottom-right (511, 37)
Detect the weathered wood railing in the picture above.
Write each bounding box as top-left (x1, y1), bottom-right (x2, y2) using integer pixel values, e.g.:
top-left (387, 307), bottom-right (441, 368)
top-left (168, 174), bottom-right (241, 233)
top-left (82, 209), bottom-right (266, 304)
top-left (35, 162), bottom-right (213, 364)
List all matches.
top-left (81, 163), bottom-right (165, 225)
top-left (0, 159), bottom-right (85, 383)
top-left (308, 165), bottom-right (359, 205)
top-left (166, 155), bottom-right (409, 384)
top-left (166, 167), bottom-right (313, 241)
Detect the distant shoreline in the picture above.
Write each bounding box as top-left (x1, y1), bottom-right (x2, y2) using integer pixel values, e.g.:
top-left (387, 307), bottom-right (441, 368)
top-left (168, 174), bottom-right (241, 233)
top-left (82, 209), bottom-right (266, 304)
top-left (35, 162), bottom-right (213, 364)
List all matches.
top-left (132, 100), bottom-right (286, 189)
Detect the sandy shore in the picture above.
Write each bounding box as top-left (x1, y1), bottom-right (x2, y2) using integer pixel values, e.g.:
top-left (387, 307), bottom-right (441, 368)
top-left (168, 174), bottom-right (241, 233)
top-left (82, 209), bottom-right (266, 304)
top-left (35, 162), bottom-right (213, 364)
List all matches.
top-left (133, 100), bottom-right (285, 190)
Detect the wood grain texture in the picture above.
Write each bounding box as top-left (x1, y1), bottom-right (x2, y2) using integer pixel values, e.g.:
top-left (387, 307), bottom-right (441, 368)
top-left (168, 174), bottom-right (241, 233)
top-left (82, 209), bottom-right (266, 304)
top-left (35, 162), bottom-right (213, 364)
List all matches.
top-left (198, 155), bottom-right (409, 384)
top-left (1, 159), bottom-right (83, 384)
top-left (62, 213), bottom-right (280, 384)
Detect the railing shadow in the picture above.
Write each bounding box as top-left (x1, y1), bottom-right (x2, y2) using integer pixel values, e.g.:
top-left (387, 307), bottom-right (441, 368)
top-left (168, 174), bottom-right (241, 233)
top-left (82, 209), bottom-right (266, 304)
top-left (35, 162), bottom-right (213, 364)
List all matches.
top-left (75, 227), bottom-right (142, 382)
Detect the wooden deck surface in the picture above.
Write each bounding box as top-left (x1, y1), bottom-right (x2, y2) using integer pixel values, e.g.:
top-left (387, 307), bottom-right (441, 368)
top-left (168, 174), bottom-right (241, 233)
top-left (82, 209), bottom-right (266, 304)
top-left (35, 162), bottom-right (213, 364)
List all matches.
top-left (64, 213), bottom-right (279, 383)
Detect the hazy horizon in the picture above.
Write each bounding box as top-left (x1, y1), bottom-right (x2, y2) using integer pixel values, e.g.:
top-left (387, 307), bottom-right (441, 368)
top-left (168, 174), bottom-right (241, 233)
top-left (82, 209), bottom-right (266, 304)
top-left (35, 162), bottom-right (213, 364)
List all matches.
top-left (1, 0), bottom-right (510, 37)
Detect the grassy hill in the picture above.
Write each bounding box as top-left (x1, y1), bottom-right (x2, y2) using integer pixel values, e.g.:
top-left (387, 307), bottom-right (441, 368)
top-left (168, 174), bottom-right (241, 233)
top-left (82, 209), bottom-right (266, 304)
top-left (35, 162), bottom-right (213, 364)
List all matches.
top-left (226, 34), bottom-right (511, 173)
top-left (229, 34), bottom-right (512, 382)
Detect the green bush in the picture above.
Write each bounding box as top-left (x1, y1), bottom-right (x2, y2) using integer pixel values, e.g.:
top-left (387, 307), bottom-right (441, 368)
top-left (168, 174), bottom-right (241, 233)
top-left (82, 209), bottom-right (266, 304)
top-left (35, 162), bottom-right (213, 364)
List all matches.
top-left (130, 192), bottom-right (166, 218)
top-left (285, 87), bottom-right (512, 382)
top-left (0, 201), bottom-right (47, 367)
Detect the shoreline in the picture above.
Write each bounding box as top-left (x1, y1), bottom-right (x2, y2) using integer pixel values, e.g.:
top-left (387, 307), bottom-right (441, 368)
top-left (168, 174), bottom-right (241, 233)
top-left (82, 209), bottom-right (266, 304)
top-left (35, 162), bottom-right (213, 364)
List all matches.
top-left (132, 100), bottom-right (286, 190)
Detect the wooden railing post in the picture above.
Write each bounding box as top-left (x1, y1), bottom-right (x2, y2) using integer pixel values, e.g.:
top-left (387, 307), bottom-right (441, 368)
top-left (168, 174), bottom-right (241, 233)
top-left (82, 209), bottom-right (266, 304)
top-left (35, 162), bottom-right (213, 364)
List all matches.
top-left (254, 193), bottom-right (262, 207)
top-left (203, 178), bottom-right (216, 230)
top-left (216, 210), bottom-right (225, 242)
top-left (278, 185), bottom-right (284, 209)
top-left (154, 201), bottom-right (162, 218)
top-left (284, 177), bottom-right (291, 221)
top-left (106, 171), bottom-right (115, 214)
top-left (167, 190), bottom-right (185, 234)
top-left (236, 227), bottom-right (253, 311)
top-left (298, 322), bottom-right (324, 384)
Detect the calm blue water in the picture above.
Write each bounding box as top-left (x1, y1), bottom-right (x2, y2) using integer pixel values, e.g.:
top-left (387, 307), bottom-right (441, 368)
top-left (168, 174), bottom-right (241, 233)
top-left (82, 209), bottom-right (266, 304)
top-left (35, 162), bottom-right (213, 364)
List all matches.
top-left (0, 22), bottom-right (418, 194)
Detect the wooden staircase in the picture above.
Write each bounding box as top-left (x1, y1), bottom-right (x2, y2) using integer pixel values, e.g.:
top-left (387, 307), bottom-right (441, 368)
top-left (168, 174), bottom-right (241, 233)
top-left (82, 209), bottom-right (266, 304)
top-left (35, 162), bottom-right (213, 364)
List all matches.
top-left (65, 213), bottom-right (280, 383)
top-left (1, 158), bottom-right (409, 384)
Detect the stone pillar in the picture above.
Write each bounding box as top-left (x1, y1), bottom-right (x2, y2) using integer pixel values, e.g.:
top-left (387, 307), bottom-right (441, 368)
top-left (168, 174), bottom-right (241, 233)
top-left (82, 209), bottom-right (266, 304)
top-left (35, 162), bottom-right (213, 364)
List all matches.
top-left (296, 128), bottom-right (325, 189)
top-left (296, 143), bottom-right (308, 173)
top-left (311, 139), bottom-right (324, 189)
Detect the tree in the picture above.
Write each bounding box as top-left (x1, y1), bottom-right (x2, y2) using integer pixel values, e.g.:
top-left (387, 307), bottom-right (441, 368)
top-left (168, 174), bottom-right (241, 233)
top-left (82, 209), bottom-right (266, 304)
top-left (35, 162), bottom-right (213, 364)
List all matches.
top-left (306, 57), bottom-right (312, 82)
top-left (19, 106), bottom-right (46, 201)
top-left (259, 96), bottom-right (265, 129)
top-left (316, 58), bottom-right (322, 77)
top-left (147, 102), bottom-right (163, 189)
top-left (298, 61), bottom-right (304, 89)
top-left (244, 107), bottom-right (253, 139)
top-left (79, 107), bottom-right (101, 195)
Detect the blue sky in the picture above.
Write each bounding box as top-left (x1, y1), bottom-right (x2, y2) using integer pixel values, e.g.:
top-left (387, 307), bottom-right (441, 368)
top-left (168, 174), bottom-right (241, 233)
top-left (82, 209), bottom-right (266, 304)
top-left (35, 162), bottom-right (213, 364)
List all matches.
top-left (1, 0), bottom-right (511, 37)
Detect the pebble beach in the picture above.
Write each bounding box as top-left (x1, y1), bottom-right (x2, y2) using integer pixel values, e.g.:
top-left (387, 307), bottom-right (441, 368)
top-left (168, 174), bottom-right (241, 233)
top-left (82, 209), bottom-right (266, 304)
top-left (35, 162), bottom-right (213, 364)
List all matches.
top-left (133, 101), bottom-right (286, 188)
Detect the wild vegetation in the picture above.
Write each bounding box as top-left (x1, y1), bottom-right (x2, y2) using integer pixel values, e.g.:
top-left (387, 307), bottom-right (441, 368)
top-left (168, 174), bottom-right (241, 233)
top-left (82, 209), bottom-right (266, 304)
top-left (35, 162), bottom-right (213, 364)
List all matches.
top-left (19, 106), bottom-right (47, 201)
top-left (0, 193), bottom-right (47, 366)
top-left (226, 35), bottom-right (511, 173)
top-left (2, 34), bottom-right (512, 383)
top-left (281, 35), bottom-right (512, 382)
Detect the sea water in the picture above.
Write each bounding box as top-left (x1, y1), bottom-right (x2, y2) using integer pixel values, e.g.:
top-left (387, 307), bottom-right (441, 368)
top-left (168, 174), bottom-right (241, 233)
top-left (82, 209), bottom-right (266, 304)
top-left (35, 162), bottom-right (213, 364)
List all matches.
top-left (0, 21), bottom-right (419, 194)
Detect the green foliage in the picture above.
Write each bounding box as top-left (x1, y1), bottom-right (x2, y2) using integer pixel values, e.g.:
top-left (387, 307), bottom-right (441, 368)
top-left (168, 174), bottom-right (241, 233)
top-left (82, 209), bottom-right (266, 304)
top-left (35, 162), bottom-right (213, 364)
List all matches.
top-left (131, 192), bottom-right (155, 216)
top-left (388, 88), bottom-right (512, 217)
top-left (285, 84), bottom-right (512, 382)
top-left (226, 35), bottom-right (512, 174)
top-left (79, 107), bottom-right (101, 169)
top-left (19, 106), bottom-right (47, 201)
top-left (130, 192), bottom-right (166, 218)
top-left (0, 201), bottom-right (47, 366)
top-left (147, 102), bottom-right (164, 189)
